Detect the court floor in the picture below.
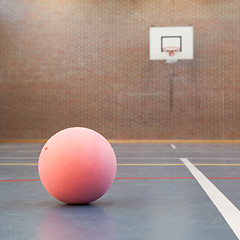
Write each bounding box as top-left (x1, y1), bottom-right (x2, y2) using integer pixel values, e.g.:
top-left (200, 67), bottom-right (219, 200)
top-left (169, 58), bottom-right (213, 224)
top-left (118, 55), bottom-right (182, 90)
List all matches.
top-left (0, 142), bottom-right (240, 240)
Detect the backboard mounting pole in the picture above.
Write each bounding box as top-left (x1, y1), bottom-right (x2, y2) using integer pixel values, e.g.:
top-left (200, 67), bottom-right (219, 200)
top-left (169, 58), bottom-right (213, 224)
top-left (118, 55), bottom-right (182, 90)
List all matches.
top-left (169, 65), bottom-right (174, 112)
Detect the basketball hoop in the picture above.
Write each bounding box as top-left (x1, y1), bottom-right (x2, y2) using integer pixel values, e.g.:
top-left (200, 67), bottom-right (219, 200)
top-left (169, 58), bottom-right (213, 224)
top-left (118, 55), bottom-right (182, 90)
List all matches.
top-left (162, 47), bottom-right (181, 64)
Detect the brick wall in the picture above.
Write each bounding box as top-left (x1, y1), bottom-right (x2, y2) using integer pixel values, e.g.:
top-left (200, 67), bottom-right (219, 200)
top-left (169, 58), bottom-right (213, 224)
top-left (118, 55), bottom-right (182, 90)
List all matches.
top-left (0, 0), bottom-right (239, 139)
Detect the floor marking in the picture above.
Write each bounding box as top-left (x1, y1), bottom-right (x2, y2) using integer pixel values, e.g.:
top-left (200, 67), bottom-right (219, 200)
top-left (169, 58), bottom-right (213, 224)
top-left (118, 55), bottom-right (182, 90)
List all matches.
top-left (1, 157), bottom-right (240, 160)
top-left (0, 179), bottom-right (40, 182)
top-left (1, 177), bottom-right (240, 183)
top-left (117, 157), bottom-right (240, 160)
top-left (110, 139), bottom-right (240, 143)
top-left (0, 163), bottom-right (38, 166)
top-left (0, 157), bottom-right (37, 159)
top-left (195, 164), bottom-right (240, 166)
top-left (1, 177), bottom-right (194, 182)
top-left (1, 139), bottom-right (240, 143)
top-left (116, 177), bottom-right (240, 180)
top-left (118, 163), bottom-right (183, 166)
top-left (1, 163), bottom-right (240, 166)
top-left (118, 163), bottom-right (240, 166)
top-left (0, 163), bottom-right (184, 166)
top-left (117, 157), bottom-right (180, 160)
top-left (171, 144), bottom-right (176, 149)
top-left (119, 164), bottom-right (240, 166)
top-left (208, 177), bottom-right (240, 180)
top-left (181, 158), bottom-right (240, 239)
top-left (115, 177), bottom-right (194, 180)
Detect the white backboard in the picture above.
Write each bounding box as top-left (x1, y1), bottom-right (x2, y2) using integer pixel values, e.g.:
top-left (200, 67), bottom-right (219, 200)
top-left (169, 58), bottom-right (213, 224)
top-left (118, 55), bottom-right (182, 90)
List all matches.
top-left (149, 26), bottom-right (194, 61)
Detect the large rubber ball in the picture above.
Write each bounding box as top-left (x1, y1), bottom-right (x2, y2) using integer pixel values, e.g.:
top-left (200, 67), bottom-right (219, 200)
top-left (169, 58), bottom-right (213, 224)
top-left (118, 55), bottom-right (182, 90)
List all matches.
top-left (38, 127), bottom-right (117, 204)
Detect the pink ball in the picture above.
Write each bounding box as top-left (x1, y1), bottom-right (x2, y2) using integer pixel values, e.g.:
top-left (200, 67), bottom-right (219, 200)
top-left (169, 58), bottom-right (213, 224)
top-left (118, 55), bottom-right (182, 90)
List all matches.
top-left (38, 127), bottom-right (117, 204)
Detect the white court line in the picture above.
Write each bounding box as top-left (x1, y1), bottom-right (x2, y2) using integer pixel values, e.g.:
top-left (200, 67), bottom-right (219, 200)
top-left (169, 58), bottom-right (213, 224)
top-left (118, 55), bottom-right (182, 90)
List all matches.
top-left (170, 144), bottom-right (176, 149)
top-left (181, 158), bottom-right (240, 239)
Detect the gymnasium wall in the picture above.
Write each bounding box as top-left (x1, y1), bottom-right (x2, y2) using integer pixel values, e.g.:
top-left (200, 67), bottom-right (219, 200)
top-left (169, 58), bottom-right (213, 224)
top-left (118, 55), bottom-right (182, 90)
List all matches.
top-left (0, 0), bottom-right (239, 140)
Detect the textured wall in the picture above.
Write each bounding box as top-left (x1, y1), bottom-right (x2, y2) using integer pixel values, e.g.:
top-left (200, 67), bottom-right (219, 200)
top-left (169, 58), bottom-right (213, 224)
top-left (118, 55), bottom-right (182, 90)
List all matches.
top-left (0, 0), bottom-right (239, 139)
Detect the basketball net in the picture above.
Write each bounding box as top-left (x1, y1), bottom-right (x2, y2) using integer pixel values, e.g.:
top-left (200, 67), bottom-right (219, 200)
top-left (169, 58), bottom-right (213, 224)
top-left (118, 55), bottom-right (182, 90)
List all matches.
top-left (162, 47), bottom-right (180, 64)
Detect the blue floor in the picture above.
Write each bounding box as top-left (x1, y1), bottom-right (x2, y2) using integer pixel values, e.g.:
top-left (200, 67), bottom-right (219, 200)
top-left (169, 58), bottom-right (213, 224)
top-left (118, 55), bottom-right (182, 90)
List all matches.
top-left (0, 143), bottom-right (240, 239)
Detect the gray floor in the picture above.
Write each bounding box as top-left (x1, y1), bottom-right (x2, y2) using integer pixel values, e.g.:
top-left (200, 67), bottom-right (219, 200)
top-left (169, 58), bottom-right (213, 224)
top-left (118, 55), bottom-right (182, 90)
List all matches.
top-left (0, 143), bottom-right (240, 240)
